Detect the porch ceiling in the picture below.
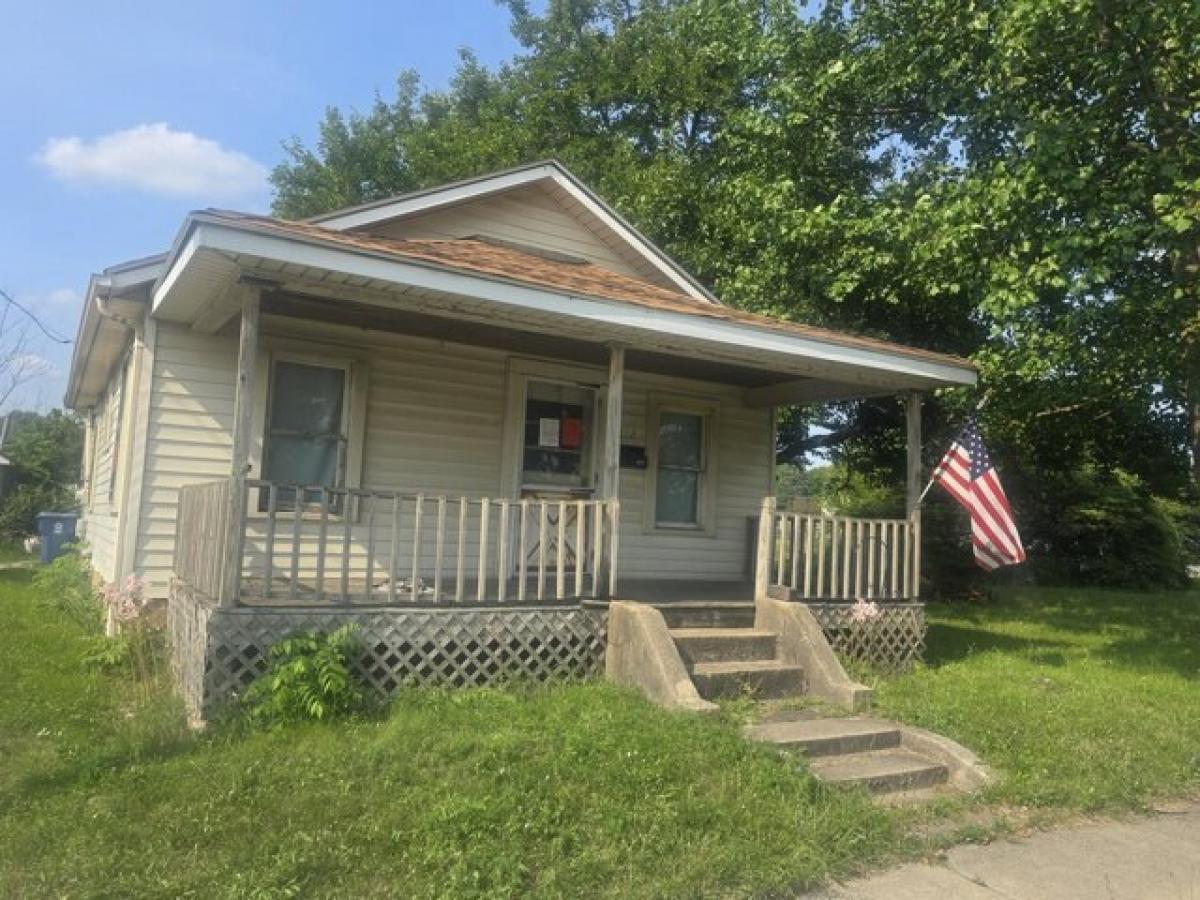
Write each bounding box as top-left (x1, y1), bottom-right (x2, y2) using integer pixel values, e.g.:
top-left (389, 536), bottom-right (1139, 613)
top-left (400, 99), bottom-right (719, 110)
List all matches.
top-left (152, 214), bottom-right (977, 402)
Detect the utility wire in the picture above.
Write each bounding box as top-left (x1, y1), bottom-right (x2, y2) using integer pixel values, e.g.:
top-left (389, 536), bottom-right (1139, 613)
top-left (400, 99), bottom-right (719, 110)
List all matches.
top-left (0, 288), bottom-right (72, 344)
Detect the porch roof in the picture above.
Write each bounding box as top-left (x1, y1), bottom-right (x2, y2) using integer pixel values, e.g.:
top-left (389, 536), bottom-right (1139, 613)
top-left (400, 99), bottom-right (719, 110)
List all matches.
top-left (151, 207), bottom-right (976, 399)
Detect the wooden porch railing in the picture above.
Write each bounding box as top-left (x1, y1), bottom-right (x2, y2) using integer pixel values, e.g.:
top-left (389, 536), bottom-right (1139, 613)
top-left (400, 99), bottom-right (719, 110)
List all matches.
top-left (755, 499), bottom-right (920, 601)
top-left (175, 478), bottom-right (235, 602)
top-left (175, 478), bottom-right (620, 606)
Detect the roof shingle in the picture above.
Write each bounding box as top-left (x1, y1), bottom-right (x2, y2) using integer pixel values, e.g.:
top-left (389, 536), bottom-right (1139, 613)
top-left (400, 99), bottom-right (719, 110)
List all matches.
top-left (203, 209), bottom-right (974, 371)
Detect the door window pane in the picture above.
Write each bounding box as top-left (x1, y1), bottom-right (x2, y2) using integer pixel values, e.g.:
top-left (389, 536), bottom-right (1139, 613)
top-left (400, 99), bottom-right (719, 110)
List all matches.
top-left (655, 410), bottom-right (704, 526)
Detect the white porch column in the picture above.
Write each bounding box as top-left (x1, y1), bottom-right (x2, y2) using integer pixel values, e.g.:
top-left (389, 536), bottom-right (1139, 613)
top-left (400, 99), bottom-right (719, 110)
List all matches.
top-left (602, 344), bottom-right (625, 596)
top-left (219, 284), bottom-right (260, 606)
top-left (904, 391), bottom-right (922, 598)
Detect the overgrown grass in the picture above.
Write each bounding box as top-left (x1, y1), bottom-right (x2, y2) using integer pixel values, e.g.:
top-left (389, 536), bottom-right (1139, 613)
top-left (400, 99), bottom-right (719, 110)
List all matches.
top-left (3, 569), bottom-right (1198, 897)
top-left (0, 569), bottom-right (890, 898)
top-left (874, 585), bottom-right (1200, 813)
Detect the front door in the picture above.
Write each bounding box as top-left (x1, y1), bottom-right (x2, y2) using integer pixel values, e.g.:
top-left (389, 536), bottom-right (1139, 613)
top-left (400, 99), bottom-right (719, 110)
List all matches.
top-left (517, 377), bottom-right (600, 575)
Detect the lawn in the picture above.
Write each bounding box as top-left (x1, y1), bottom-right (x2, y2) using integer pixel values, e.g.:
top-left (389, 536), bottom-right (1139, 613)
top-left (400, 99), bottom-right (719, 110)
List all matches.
top-left (1, 570), bottom-right (1198, 898)
top-left (0, 568), bottom-right (888, 899)
top-left (874, 585), bottom-right (1200, 813)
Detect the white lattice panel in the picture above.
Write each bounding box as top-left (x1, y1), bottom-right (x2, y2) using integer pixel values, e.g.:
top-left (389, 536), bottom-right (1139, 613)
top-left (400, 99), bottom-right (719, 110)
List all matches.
top-left (807, 602), bottom-right (926, 672)
top-left (168, 580), bottom-right (607, 718)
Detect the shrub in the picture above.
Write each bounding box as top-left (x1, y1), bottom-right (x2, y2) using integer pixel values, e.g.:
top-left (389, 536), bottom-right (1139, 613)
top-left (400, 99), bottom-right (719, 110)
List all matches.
top-left (1159, 497), bottom-right (1200, 568)
top-left (32, 547), bottom-right (103, 633)
top-left (0, 482), bottom-right (74, 542)
top-left (1024, 468), bottom-right (1188, 590)
top-left (241, 625), bottom-right (365, 725)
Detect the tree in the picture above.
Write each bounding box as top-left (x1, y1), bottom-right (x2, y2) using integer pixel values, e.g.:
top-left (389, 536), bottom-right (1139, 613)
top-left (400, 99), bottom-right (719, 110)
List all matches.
top-left (840, 0), bottom-right (1199, 492)
top-left (270, 0), bottom-right (1200, 500)
top-left (0, 410), bottom-right (84, 540)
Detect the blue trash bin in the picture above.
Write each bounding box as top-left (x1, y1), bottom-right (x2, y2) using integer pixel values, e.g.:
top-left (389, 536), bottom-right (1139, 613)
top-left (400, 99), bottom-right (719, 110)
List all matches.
top-left (36, 512), bottom-right (78, 564)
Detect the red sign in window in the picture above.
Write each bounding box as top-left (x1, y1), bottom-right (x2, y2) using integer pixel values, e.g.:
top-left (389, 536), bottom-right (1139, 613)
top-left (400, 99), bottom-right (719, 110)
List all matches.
top-left (561, 417), bottom-right (582, 449)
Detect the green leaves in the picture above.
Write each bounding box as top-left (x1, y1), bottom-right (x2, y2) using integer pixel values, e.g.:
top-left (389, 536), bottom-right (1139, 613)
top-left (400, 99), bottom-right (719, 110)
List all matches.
top-left (270, 0), bottom-right (1200, 493)
top-left (241, 625), bottom-right (366, 726)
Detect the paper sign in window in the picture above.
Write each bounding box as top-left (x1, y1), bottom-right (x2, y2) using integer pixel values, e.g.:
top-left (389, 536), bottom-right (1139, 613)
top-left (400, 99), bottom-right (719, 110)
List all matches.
top-left (538, 417), bottom-right (560, 448)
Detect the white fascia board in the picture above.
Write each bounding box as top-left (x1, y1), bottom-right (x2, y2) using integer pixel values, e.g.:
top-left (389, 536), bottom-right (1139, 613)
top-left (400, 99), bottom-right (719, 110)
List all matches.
top-left (313, 165), bottom-right (558, 230)
top-left (151, 229), bottom-right (203, 313)
top-left (107, 257), bottom-right (167, 294)
top-left (157, 220), bottom-right (977, 387)
top-left (547, 170), bottom-right (715, 303)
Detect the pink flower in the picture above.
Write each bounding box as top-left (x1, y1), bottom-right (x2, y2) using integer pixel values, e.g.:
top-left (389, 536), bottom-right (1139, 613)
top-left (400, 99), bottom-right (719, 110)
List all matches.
top-left (850, 599), bottom-right (881, 624)
top-left (105, 573), bottom-right (147, 622)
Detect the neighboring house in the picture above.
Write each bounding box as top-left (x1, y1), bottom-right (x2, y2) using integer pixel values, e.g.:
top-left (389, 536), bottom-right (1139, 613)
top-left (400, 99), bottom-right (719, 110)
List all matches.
top-left (64, 161), bottom-right (976, 717)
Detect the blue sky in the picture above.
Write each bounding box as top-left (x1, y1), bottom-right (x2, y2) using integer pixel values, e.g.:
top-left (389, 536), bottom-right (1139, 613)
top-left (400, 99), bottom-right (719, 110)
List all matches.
top-left (0, 0), bottom-right (522, 411)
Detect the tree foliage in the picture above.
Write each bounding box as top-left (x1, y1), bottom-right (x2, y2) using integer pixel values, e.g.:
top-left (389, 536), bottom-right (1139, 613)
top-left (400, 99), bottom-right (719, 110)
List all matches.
top-left (271, 0), bottom-right (1200, 516)
top-left (0, 410), bottom-right (84, 539)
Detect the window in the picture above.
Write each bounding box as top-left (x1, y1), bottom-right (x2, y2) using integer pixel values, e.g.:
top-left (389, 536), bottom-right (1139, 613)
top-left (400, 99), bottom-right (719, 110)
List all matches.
top-left (262, 359), bottom-right (348, 508)
top-left (648, 398), bottom-right (710, 532)
top-left (107, 359), bottom-right (128, 504)
top-left (520, 379), bottom-right (596, 491)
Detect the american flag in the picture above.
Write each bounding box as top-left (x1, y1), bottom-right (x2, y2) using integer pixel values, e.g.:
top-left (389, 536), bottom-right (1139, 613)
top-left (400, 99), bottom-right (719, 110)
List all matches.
top-left (932, 418), bottom-right (1026, 571)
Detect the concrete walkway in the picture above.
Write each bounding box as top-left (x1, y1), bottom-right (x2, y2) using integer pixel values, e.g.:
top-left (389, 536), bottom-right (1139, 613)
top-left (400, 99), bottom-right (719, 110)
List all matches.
top-left (811, 803), bottom-right (1200, 899)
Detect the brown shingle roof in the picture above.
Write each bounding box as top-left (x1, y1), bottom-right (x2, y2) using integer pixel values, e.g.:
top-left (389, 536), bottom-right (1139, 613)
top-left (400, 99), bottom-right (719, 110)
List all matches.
top-left (204, 209), bottom-right (974, 371)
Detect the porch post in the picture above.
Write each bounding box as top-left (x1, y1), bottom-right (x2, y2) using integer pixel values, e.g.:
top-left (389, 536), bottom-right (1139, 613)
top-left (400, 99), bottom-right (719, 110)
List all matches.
top-left (602, 344), bottom-right (625, 597)
top-left (754, 495), bottom-right (776, 601)
top-left (219, 283), bottom-right (260, 606)
top-left (904, 391), bottom-right (922, 599)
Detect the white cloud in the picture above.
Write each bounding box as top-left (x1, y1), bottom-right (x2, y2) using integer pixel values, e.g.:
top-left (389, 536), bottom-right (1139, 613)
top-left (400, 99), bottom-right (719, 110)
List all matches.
top-left (35, 123), bottom-right (268, 201)
top-left (8, 353), bottom-right (54, 378)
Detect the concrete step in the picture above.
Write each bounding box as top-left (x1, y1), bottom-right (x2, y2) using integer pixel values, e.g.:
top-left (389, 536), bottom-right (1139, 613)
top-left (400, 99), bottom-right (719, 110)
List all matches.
top-left (652, 602), bottom-right (756, 629)
top-left (671, 628), bottom-right (777, 665)
top-left (808, 749), bottom-right (949, 795)
top-left (691, 660), bottom-right (806, 700)
top-left (744, 717), bottom-right (902, 757)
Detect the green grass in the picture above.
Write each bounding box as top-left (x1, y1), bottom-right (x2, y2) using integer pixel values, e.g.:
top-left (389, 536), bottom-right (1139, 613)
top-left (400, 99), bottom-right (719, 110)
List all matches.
top-left (875, 585), bottom-right (1200, 813)
top-left (0, 569), bottom-right (890, 899)
top-left (3, 571), bottom-right (1198, 898)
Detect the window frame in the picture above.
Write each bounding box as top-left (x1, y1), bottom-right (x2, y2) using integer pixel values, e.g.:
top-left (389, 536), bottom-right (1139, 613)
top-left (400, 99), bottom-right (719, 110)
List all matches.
top-left (644, 393), bottom-right (719, 536)
top-left (249, 341), bottom-right (368, 518)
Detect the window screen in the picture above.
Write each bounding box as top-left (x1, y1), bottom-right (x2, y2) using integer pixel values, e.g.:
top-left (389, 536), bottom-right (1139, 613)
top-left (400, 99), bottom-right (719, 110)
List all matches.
top-left (262, 360), bottom-right (347, 507)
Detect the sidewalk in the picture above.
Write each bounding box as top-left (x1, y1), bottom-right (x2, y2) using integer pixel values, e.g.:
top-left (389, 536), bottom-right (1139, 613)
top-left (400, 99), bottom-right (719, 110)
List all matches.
top-left (811, 802), bottom-right (1200, 899)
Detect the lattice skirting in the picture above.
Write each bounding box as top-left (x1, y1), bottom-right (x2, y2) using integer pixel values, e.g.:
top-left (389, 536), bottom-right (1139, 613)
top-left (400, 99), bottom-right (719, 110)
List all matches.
top-left (168, 579), bottom-right (607, 720)
top-left (806, 602), bottom-right (926, 672)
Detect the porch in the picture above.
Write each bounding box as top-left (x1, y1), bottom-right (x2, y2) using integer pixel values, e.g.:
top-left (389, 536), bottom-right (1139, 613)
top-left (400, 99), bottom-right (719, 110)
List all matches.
top-left (172, 479), bottom-right (922, 610)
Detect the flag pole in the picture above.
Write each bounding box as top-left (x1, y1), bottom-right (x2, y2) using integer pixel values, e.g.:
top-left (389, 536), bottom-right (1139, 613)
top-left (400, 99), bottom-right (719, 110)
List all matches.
top-left (913, 392), bottom-right (989, 510)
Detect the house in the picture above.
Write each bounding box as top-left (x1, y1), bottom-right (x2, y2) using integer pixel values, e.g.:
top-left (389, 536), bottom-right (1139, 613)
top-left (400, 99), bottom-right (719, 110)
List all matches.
top-left (65, 161), bottom-right (976, 719)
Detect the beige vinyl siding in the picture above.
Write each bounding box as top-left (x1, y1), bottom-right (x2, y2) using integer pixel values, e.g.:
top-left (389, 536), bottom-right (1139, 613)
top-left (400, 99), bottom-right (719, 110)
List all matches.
top-left (139, 316), bottom-right (770, 599)
top-left (363, 184), bottom-right (653, 282)
top-left (616, 373), bottom-right (770, 581)
top-left (82, 348), bottom-right (133, 583)
top-left (135, 324), bottom-right (237, 598)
